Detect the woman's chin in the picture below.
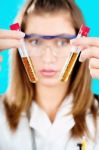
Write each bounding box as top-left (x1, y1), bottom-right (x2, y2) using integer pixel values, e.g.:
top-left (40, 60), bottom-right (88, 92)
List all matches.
top-left (38, 78), bottom-right (61, 87)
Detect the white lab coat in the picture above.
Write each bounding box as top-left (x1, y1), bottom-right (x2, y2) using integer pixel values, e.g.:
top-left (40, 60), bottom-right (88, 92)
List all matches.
top-left (0, 94), bottom-right (99, 150)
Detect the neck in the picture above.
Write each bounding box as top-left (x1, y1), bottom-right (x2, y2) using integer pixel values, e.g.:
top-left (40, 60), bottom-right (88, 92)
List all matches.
top-left (35, 83), bottom-right (68, 122)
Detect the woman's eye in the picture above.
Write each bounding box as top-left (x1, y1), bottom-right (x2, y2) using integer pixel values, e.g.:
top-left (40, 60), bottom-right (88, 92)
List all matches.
top-left (57, 39), bottom-right (69, 47)
top-left (30, 39), bottom-right (41, 46)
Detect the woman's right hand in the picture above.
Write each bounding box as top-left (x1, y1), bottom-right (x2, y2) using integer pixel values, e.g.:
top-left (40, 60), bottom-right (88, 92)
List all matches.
top-left (0, 29), bottom-right (25, 71)
top-left (0, 29), bottom-right (25, 51)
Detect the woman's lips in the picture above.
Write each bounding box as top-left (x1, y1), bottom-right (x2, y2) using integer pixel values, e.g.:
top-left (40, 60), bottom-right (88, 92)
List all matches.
top-left (39, 69), bottom-right (58, 77)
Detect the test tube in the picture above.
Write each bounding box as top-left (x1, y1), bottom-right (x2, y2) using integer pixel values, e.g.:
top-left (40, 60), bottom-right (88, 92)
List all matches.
top-left (59, 24), bottom-right (90, 82)
top-left (82, 136), bottom-right (87, 150)
top-left (10, 23), bottom-right (38, 83)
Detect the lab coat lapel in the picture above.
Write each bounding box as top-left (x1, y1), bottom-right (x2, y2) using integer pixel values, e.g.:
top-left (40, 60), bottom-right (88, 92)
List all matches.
top-left (29, 93), bottom-right (75, 141)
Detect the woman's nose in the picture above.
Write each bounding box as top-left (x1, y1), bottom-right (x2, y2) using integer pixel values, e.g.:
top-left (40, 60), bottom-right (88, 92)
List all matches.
top-left (41, 47), bottom-right (57, 63)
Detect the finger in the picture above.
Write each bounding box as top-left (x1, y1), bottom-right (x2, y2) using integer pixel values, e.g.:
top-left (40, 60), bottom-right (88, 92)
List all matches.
top-left (0, 55), bottom-right (2, 72)
top-left (90, 68), bottom-right (99, 79)
top-left (79, 47), bottom-right (99, 62)
top-left (71, 37), bottom-right (99, 47)
top-left (77, 45), bottom-right (89, 51)
top-left (0, 30), bottom-right (25, 39)
top-left (0, 55), bottom-right (3, 62)
top-left (89, 58), bottom-right (99, 69)
top-left (0, 39), bottom-right (21, 50)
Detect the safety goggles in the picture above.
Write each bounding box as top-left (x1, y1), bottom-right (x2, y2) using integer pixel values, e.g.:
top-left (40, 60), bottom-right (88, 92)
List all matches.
top-left (24, 33), bottom-right (76, 58)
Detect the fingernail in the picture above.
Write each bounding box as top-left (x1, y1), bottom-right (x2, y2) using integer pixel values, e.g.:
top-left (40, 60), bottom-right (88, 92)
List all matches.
top-left (19, 32), bottom-right (25, 38)
top-left (79, 56), bottom-right (84, 62)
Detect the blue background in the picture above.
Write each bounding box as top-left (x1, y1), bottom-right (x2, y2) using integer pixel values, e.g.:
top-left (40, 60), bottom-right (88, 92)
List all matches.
top-left (0, 0), bottom-right (99, 95)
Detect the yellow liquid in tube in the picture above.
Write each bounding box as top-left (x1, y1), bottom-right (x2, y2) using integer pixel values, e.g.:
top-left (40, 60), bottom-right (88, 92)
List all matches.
top-left (22, 57), bottom-right (37, 83)
top-left (60, 52), bottom-right (78, 82)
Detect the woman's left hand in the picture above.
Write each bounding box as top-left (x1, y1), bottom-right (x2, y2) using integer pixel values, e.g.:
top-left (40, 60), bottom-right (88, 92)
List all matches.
top-left (71, 37), bottom-right (99, 79)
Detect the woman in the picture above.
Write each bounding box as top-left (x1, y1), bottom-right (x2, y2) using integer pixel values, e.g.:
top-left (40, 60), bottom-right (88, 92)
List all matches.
top-left (0, 0), bottom-right (99, 150)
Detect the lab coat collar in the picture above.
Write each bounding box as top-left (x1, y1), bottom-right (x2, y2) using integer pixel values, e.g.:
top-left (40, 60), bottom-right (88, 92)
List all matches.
top-left (29, 93), bottom-right (75, 141)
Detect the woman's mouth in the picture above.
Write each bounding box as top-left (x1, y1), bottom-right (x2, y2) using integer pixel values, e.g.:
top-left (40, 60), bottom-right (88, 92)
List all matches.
top-left (39, 69), bottom-right (58, 77)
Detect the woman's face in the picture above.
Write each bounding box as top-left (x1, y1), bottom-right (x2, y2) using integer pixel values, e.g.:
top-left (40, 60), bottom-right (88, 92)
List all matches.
top-left (25, 11), bottom-right (75, 86)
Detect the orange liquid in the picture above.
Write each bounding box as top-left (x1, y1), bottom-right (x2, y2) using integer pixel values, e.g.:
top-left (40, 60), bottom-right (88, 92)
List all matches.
top-left (22, 57), bottom-right (37, 83)
top-left (60, 52), bottom-right (78, 82)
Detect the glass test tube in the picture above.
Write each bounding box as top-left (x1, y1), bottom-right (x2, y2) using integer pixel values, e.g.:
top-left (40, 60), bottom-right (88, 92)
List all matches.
top-left (82, 136), bottom-right (87, 150)
top-left (10, 23), bottom-right (38, 83)
top-left (59, 24), bottom-right (90, 82)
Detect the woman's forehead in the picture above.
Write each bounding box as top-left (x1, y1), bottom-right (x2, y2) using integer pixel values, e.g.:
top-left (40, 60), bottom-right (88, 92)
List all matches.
top-left (25, 12), bottom-right (75, 35)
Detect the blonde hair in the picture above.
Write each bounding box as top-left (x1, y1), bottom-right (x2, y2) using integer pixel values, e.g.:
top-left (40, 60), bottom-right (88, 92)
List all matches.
top-left (4, 0), bottom-right (98, 139)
